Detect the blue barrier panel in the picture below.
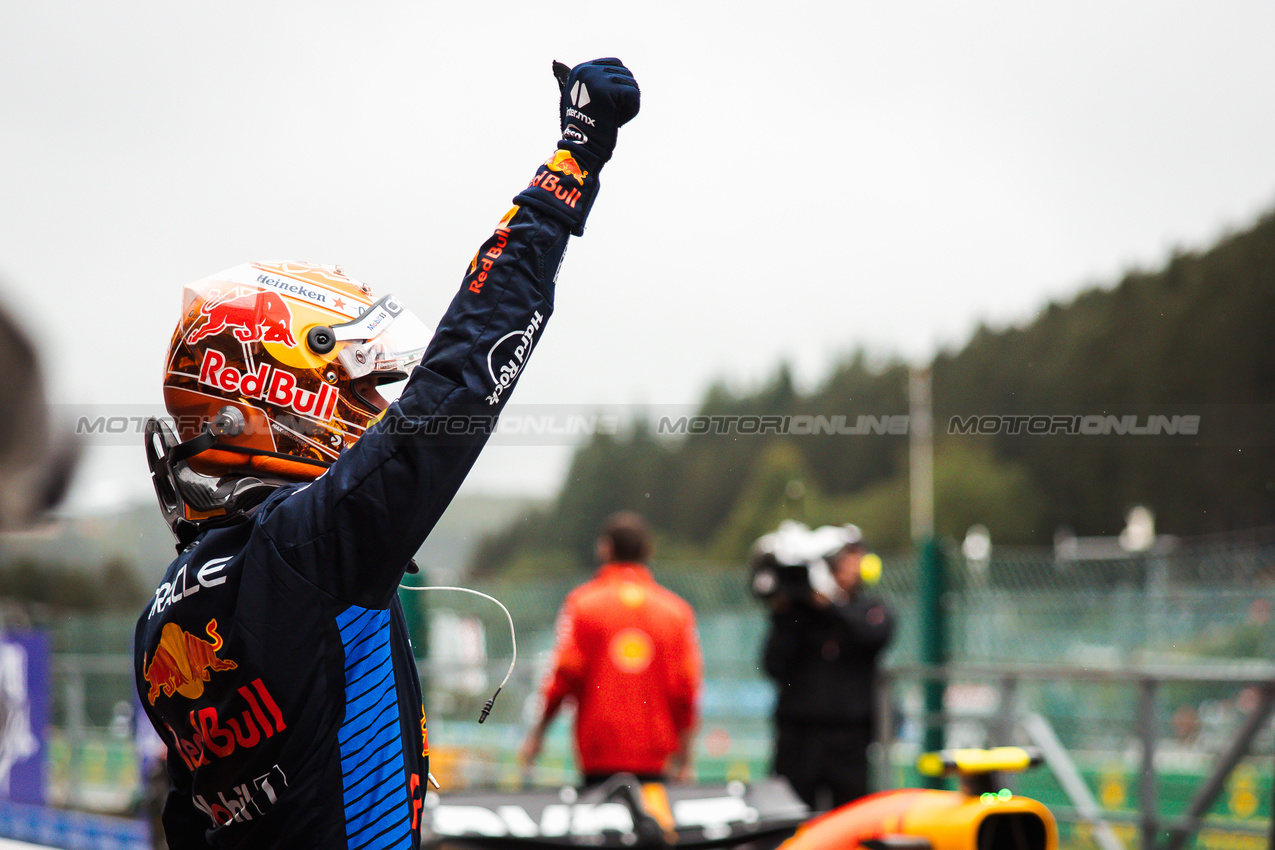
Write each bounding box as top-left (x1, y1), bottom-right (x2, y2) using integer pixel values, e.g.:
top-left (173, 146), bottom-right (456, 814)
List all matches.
top-left (0, 801), bottom-right (147, 850)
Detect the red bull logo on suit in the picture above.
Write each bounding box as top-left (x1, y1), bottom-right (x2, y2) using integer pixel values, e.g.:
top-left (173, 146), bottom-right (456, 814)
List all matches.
top-left (164, 678), bottom-right (288, 772)
top-left (527, 151), bottom-right (589, 209)
top-left (142, 619), bottom-right (239, 705)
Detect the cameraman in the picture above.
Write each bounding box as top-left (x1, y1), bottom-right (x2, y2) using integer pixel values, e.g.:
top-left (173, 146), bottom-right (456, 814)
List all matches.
top-left (757, 525), bottom-right (894, 810)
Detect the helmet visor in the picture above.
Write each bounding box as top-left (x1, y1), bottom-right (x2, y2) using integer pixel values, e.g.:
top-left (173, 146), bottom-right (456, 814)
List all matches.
top-left (331, 294), bottom-right (433, 380)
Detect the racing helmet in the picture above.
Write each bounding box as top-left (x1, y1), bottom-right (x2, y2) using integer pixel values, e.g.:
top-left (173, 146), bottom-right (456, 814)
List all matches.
top-left (149, 261), bottom-right (432, 538)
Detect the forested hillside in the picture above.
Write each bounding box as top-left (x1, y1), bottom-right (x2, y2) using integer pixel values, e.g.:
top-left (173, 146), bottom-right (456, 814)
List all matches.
top-left (474, 211), bottom-right (1275, 575)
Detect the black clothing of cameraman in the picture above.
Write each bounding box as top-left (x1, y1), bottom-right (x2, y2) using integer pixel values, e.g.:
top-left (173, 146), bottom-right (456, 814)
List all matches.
top-left (762, 542), bottom-right (894, 811)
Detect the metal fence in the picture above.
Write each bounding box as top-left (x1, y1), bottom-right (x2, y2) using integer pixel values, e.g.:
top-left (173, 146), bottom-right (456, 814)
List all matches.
top-left (877, 663), bottom-right (1275, 850)
top-left (25, 532), bottom-right (1275, 847)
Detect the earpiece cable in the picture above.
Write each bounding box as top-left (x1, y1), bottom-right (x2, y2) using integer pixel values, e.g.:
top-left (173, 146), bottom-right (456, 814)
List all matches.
top-left (398, 584), bottom-right (516, 723)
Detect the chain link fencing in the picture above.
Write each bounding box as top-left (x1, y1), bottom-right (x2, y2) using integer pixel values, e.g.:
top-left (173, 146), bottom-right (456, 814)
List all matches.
top-left (21, 531), bottom-right (1275, 845)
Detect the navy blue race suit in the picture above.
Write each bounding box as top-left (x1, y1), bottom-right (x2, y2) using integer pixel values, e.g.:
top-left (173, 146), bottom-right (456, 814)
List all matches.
top-left (134, 177), bottom-right (578, 847)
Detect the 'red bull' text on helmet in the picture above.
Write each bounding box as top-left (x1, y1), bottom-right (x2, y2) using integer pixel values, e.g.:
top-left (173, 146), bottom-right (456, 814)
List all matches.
top-left (147, 261), bottom-right (432, 542)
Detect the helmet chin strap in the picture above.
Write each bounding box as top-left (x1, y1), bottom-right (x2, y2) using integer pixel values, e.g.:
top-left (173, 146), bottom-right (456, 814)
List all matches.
top-left (166, 423), bottom-right (217, 464)
top-left (144, 418), bottom-right (289, 549)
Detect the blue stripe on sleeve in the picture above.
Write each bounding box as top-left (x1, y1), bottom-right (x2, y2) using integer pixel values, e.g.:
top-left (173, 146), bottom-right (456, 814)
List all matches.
top-left (336, 605), bottom-right (412, 849)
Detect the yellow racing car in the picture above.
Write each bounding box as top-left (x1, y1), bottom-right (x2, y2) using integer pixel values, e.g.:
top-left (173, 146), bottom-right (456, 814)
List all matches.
top-left (421, 747), bottom-right (1055, 850)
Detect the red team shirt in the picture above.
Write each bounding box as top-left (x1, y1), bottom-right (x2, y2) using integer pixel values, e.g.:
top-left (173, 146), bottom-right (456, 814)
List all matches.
top-left (540, 563), bottom-right (701, 777)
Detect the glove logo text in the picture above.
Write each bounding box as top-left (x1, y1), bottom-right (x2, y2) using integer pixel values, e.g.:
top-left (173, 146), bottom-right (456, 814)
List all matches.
top-left (565, 107), bottom-right (596, 127)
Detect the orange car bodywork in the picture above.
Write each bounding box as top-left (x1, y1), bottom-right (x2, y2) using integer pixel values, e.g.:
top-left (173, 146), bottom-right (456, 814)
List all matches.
top-left (779, 787), bottom-right (1057, 850)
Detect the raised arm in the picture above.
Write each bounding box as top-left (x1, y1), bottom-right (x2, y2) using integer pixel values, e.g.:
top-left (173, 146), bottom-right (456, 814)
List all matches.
top-left (261, 60), bottom-right (640, 607)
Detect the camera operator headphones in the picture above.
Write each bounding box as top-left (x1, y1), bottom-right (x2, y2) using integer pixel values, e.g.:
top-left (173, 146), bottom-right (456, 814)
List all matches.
top-left (829, 525), bottom-right (883, 586)
top-left (749, 521), bottom-right (883, 602)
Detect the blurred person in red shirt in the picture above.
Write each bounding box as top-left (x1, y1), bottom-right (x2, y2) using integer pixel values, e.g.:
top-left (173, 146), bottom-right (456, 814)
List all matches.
top-left (520, 512), bottom-right (702, 786)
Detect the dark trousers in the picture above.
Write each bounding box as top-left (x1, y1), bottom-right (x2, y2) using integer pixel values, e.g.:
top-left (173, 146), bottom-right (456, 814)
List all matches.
top-left (772, 720), bottom-right (871, 811)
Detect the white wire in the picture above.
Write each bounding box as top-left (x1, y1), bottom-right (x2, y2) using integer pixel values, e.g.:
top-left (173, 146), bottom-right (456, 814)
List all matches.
top-left (398, 584), bottom-right (517, 692)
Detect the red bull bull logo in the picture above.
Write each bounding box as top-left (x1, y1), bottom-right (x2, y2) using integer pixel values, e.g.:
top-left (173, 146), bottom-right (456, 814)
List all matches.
top-left (546, 150), bottom-right (589, 184)
top-left (187, 289), bottom-right (298, 347)
top-left (143, 619), bottom-right (239, 705)
top-left (527, 152), bottom-right (588, 209)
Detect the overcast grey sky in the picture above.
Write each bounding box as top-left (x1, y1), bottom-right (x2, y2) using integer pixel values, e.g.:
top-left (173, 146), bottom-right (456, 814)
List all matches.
top-left (3, 1), bottom-right (1275, 506)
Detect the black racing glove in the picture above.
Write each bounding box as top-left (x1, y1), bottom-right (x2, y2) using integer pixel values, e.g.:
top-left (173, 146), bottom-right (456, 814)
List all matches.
top-left (553, 57), bottom-right (641, 170)
top-left (515, 58), bottom-right (640, 236)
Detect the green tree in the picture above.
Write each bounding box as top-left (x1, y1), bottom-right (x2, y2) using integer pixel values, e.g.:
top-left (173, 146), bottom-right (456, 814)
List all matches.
top-left (474, 206), bottom-right (1275, 573)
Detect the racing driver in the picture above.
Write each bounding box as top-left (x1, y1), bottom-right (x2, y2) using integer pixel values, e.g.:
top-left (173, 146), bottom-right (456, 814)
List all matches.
top-left (133, 58), bottom-right (639, 848)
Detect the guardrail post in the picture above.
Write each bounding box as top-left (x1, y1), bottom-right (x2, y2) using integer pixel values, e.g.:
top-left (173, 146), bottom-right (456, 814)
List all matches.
top-left (398, 568), bottom-right (430, 694)
top-left (1138, 677), bottom-right (1159, 850)
top-left (875, 670), bottom-right (897, 791)
top-left (997, 674), bottom-right (1019, 746)
top-left (919, 537), bottom-right (946, 788)
top-left (65, 655), bottom-right (85, 810)
top-left (1022, 712), bottom-right (1126, 850)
